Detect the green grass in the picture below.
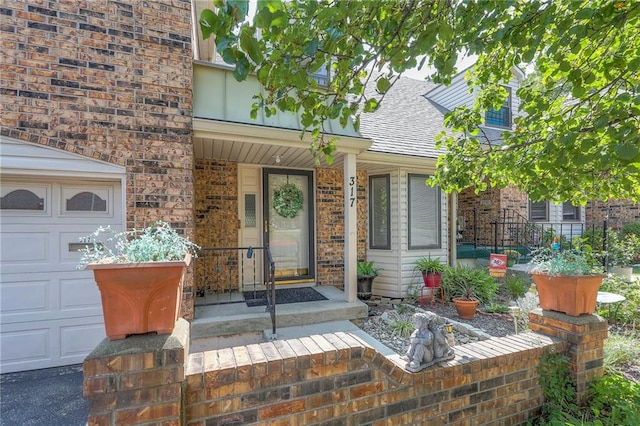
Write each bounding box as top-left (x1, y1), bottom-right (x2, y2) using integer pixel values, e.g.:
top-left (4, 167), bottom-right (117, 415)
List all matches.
top-left (604, 330), bottom-right (640, 376)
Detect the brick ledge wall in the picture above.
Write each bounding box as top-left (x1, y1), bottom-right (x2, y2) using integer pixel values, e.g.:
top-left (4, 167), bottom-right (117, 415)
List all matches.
top-left (84, 310), bottom-right (607, 425)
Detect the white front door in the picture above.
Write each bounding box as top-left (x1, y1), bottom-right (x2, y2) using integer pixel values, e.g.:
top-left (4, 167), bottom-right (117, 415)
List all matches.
top-left (0, 178), bottom-right (123, 373)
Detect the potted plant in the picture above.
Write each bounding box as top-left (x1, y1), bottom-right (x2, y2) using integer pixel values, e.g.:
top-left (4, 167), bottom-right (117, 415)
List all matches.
top-left (78, 221), bottom-right (199, 340)
top-left (607, 231), bottom-right (640, 282)
top-left (414, 255), bottom-right (446, 288)
top-left (357, 260), bottom-right (380, 300)
top-left (530, 248), bottom-right (604, 317)
top-left (441, 265), bottom-right (497, 320)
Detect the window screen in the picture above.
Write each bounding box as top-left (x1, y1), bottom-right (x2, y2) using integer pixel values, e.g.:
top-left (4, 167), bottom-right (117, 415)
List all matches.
top-left (369, 175), bottom-right (390, 249)
top-left (562, 202), bottom-right (580, 221)
top-left (408, 174), bottom-right (441, 249)
top-left (529, 200), bottom-right (548, 221)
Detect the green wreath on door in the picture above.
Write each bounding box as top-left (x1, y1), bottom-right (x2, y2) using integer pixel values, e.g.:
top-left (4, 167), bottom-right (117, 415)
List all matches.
top-left (273, 182), bottom-right (304, 218)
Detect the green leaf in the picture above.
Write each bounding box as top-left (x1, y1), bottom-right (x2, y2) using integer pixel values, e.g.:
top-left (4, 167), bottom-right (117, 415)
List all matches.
top-left (575, 8), bottom-right (594, 19)
top-left (199, 9), bottom-right (217, 40)
top-left (615, 143), bottom-right (639, 161)
top-left (304, 39), bottom-right (319, 56)
top-left (364, 98), bottom-right (379, 112)
top-left (376, 77), bottom-right (391, 94)
top-left (228, 0), bottom-right (249, 20)
top-left (240, 29), bottom-right (264, 64)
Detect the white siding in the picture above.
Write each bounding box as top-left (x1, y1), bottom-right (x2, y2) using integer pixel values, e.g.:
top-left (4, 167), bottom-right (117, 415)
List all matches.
top-left (367, 168), bottom-right (449, 299)
top-left (425, 68), bottom-right (524, 130)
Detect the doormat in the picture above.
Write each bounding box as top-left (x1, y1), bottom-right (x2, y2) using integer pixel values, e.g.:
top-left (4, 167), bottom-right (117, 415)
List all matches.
top-left (243, 287), bottom-right (328, 307)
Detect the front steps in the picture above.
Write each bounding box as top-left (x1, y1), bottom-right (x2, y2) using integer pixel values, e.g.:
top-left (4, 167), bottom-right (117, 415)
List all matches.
top-left (191, 286), bottom-right (368, 349)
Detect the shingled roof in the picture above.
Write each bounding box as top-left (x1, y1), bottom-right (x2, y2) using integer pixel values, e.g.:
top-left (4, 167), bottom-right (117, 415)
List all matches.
top-left (358, 75), bottom-right (508, 159)
top-left (358, 76), bottom-right (450, 159)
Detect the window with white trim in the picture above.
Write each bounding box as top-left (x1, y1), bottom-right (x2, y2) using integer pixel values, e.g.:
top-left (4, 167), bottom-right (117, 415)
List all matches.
top-left (408, 174), bottom-right (441, 249)
top-left (562, 202), bottom-right (581, 221)
top-left (485, 87), bottom-right (512, 128)
top-left (529, 200), bottom-right (548, 221)
top-left (369, 175), bottom-right (390, 249)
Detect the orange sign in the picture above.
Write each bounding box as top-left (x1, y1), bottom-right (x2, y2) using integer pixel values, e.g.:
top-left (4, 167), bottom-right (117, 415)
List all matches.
top-left (489, 254), bottom-right (508, 277)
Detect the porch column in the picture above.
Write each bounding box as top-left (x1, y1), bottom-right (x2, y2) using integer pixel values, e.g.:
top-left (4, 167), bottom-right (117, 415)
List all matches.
top-left (450, 192), bottom-right (458, 266)
top-left (344, 152), bottom-right (358, 302)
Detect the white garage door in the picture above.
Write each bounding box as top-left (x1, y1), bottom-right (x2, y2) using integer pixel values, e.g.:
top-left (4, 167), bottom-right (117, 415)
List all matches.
top-left (1, 179), bottom-right (123, 373)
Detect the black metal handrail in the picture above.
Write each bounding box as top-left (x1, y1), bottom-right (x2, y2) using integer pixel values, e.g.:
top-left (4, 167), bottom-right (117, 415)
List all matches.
top-left (264, 245), bottom-right (276, 336)
top-left (195, 245), bottom-right (277, 336)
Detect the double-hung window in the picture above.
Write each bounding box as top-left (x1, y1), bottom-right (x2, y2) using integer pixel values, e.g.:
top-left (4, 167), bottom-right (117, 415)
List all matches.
top-left (562, 202), bottom-right (581, 221)
top-left (529, 200), bottom-right (548, 222)
top-left (485, 87), bottom-right (512, 128)
top-left (408, 174), bottom-right (441, 249)
top-left (369, 175), bottom-right (390, 249)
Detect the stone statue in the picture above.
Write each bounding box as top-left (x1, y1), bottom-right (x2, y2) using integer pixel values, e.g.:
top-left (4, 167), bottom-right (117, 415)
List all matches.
top-left (403, 311), bottom-right (455, 372)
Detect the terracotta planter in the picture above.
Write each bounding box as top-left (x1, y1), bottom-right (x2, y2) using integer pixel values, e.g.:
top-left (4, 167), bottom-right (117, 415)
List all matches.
top-left (87, 254), bottom-right (190, 340)
top-left (453, 298), bottom-right (479, 320)
top-left (531, 272), bottom-right (604, 317)
top-left (422, 272), bottom-right (442, 288)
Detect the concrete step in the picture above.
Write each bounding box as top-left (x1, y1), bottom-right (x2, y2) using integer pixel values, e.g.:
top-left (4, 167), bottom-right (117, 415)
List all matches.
top-left (190, 286), bottom-right (368, 341)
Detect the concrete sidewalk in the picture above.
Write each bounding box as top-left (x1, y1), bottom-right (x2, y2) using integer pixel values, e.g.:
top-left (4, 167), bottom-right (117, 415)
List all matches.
top-left (0, 364), bottom-right (87, 426)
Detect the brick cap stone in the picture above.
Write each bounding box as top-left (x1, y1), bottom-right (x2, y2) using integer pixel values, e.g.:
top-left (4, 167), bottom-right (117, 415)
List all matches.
top-left (529, 308), bottom-right (606, 326)
top-left (85, 318), bottom-right (189, 360)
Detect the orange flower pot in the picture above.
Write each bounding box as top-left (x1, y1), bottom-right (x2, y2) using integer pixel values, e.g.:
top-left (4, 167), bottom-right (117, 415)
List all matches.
top-left (87, 254), bottom-right (190, 340)
top-left (453, 298), bottom-right (479, 320)
top-left (531, 272), bottom-right (604, 317)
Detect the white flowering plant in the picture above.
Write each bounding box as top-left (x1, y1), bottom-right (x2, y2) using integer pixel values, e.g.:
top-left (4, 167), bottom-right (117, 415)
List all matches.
top-left (77, 221), bottom-right (199, 269)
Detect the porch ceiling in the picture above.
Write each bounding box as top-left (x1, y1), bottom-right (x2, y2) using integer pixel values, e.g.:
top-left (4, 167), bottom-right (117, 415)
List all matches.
top-left (193, 135), bottom-right (342, 169)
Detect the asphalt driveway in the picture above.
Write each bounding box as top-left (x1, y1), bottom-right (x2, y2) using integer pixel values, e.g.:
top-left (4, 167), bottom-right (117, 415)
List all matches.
top-left (0, 364), bottom-right (87, 425)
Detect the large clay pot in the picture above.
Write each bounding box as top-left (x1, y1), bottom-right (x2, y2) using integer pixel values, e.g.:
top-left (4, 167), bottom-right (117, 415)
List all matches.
top-left (86, 254), bottom-right (190, 340)
top-left (531, 272), bottom-right (604, 317)
top-left (422, 272), bottom-right (442, 288)
top-left (453, 298), bottom-right (479, 320)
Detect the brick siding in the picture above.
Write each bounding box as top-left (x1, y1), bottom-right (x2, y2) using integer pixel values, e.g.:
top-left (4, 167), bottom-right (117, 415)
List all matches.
top-left (316, 168), bottom-right (367, 287)
top-left (586, 200), bottom-right (640, 231)
top-left (2, 1), bottom-right (196, 318)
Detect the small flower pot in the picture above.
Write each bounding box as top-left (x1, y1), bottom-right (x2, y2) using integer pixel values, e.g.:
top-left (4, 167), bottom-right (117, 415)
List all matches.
top-left (87, 254), bottom-right (190, 340)
top-left (422, 272), bottom-right (442, 288)
top-left (453, 298), bottom-right (479, 320)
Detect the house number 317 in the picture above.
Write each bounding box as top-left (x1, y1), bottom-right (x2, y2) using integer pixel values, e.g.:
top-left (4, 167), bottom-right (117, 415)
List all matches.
top-left (349, 176), bottom-right (356, 207)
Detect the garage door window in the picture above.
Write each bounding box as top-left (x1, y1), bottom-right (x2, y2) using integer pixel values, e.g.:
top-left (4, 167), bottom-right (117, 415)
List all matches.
top-left (0, 185), bottom-right (48, 213)
top-left (62, 187), bottom-right (111, 216)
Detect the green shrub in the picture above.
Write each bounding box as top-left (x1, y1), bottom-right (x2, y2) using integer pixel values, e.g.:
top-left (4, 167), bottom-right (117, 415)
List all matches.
top-left (599, 275), bottom-right (640, 324)
top-left (589, 375), bottom-right (640, 426)
top-left (441, 265), bottom-right (498, 304)
top-left (621, 221), bottom-right (640, 239)
top-left (482, 302), bottom-right (508, 314)
top-left (505, 275), bottom-right (527, 301)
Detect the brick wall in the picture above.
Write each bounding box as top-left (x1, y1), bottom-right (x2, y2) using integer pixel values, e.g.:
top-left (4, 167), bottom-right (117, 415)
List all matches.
top-left (316, 168), bottom-right (367, 287)
top-left (193, 159), bottom-right (239, 294)
top-left (85, 311), bottom-right (607, 425)
top-left (586, 200), bottom-right (640, 231)
top-left (83, 319), bottom-right (189, 425)
top-left (458, 185), bottom-right (528, 246)
top-left (1, 1), bottom-right (196, 317)
top-left (185, 332), bottom-right (565, 425)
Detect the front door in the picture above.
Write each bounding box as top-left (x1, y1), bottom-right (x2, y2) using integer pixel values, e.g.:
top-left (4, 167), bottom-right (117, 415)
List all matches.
top-left (263, 169), bottom-right (315, 283)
